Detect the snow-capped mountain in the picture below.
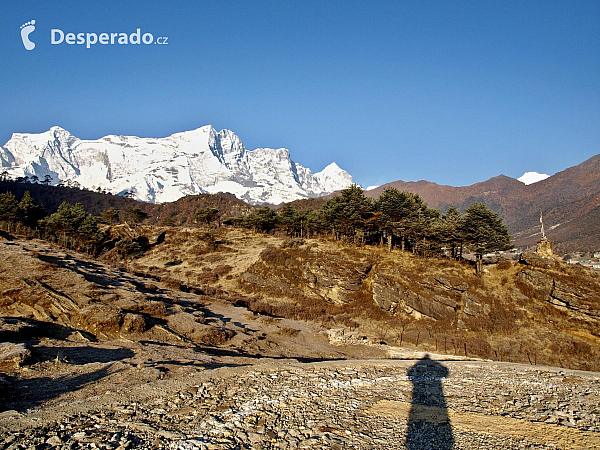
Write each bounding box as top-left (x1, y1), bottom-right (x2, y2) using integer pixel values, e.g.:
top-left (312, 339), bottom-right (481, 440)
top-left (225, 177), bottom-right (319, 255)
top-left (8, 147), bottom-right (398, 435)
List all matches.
top-left (517, 171), bottom-right (550, 185)
top-left (0, 125), bottom-right (353, 204)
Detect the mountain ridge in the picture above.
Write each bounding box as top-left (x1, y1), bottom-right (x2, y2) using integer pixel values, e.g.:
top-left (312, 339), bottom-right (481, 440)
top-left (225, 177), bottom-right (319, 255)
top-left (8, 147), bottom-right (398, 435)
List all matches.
top-left (364, 154), bottom-right (600, 252)
top-left (0, 125), bottom-right (353, 205)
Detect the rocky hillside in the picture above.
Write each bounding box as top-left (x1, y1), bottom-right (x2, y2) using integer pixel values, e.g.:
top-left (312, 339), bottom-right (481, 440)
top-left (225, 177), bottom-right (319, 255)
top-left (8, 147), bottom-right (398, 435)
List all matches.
top-left (1, 229), bottom-right (600, 448)
top-left (125, 226), bottom-right (600, 372)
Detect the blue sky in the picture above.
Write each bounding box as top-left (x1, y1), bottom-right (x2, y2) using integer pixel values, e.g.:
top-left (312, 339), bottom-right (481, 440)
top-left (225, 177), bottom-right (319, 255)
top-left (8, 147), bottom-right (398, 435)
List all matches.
top-left (1, 0), bottom-right (598, 188)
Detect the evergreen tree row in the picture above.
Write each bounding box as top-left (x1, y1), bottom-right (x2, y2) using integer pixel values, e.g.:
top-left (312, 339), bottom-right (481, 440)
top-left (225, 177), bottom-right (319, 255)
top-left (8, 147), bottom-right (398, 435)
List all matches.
top-left (227, 185), bottom-right (511, 274)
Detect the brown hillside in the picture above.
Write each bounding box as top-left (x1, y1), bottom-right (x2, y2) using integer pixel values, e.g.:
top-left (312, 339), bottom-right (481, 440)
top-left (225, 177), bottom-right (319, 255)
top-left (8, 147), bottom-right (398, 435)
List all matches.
top-left (363, 154), bottom-right (600, 251)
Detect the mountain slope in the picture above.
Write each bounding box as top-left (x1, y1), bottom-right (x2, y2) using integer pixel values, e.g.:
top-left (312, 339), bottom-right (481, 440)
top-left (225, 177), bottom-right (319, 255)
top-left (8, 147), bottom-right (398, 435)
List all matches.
top-left (365, 155), bottom-right (600, 251)
top-left (0, 126), bottom-right (353, 205)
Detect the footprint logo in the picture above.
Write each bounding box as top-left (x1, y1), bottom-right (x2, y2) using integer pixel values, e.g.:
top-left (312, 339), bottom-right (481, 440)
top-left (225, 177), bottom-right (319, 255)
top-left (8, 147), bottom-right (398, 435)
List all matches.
top-left (20, 20), bottom-right (36, 50)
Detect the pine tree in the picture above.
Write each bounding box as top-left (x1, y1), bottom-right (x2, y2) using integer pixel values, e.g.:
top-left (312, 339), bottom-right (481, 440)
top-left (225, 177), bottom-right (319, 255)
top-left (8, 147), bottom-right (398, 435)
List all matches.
top-left (438, 206), bottom-right (464, 259)
top-left (461, 203), bottom-right (511, 276)
top-left (321, 185), bottom-right (372, 241)
top-left (0, 192), bottom-right (19, 226)
top-left (375, 188), bottom-right (432, 251)
top-left (195, 207), bottom-right (221, 227)
top-left (18, 191), bottom-right (46, 228)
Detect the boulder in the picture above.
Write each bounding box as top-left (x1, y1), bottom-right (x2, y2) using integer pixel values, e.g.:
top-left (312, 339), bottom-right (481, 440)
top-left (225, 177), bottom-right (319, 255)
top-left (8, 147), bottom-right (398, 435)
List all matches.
top-left (77, 304), bottom-right (124, 337)
top-left (121, 313), bottom-right (147, 334)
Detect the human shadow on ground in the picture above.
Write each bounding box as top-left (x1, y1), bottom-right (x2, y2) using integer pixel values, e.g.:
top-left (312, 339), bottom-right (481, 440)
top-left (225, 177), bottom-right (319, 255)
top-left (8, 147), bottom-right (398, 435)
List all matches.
top-left (405, 354), bottom-right (454, 450)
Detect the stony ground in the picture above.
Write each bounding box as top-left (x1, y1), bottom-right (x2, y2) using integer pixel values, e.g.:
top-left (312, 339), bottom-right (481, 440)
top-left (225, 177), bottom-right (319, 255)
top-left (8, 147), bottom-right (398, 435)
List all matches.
top-left (1, 357), bottom-right (599, 449)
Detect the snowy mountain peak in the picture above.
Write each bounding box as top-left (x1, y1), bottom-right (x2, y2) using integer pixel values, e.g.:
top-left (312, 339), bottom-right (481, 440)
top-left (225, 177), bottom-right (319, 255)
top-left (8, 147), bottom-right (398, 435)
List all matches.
top-left (314, 162), bottom-right (353, 193)
top-left (1, 125), bottom-right (353, 205)
top-left (518, 171), bottom-right (550, 185)
top-left (320, 162), bottom-right (343, 173)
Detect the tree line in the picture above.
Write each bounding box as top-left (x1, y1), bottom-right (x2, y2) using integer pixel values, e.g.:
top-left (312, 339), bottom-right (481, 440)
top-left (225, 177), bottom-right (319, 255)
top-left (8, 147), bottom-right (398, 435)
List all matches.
top-left (224, 185), bottom-right (511, 274)
top-left (0, 190), bottom-right (150, 256)
top-left (0, 184), bottom-right (511, 275)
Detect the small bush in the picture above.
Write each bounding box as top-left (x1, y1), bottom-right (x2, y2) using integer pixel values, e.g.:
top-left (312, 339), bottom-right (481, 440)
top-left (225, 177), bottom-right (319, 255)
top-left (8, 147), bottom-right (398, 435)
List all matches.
top-left (496, 260), bottom-right (512, 270)
top-left (214, 265), bottom-right (233, 276)
top-left (277, 327), bottom-right (300, 336)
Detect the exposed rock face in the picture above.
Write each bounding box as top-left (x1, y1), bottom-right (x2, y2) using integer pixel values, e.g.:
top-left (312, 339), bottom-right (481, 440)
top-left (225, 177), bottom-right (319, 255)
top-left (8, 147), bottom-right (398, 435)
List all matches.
top-left (372, 273), bottom-right (404, 314)
top-left (0, 343), bottom-right (31, 371)
top-left (242, 245), bottom-right (492, 323)
top-left (371, 273), bottom-right (455, 320)
top-left (241, 246), bottom-right (372, 305)
top-left (519, 252), bottom-right (557, 269)
top-left (432, 276), bottom-right (469, 292)
top-left (371, 272), bottom-right (487, 322)
top-left (516, 259), bottom-right (600, 322)
top-left (77, 305), bottom-right (125, 337)
top-left (515, 269), bottom-right (554, 300)
top-left (461, 292), bottom-right (487, 317)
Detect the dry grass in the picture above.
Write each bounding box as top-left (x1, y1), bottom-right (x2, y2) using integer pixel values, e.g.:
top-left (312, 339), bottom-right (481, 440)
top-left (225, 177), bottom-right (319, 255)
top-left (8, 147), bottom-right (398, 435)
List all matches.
top-left (105, 226), bottom-right (600, 371)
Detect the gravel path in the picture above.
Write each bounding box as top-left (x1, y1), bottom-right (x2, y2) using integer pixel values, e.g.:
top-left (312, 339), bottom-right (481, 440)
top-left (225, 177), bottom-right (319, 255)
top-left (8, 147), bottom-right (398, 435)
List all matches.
top-left (2, 358), bottom-right (599, 449)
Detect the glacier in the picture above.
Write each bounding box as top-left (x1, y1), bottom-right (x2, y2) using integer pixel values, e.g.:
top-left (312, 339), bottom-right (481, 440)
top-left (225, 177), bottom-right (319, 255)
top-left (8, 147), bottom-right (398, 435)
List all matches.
top-left (0, 125), bottom-right (353, 205)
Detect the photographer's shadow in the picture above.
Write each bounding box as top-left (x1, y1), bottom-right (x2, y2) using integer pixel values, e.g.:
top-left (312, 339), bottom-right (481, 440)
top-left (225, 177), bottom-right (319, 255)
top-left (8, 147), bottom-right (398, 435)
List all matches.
top-left (405, 354), bottom-right (454, 449)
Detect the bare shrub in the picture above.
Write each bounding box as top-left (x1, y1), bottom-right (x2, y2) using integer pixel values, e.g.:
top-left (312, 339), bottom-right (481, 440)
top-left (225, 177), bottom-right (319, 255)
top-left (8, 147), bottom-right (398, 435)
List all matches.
top-left (197, 271), bottom-right (218, 283)
top-left (280, 238), bottom-right (305, 248)
top-left (214, 265), bottom-right (233, 276)
top-left (161, 276), bottom-right (182, 290)
top-left (198, 328), bottom-right (235, 345)
top-left (277, 327), bottom-right (300, 336)
top-left (496, 260), bottom-right (512, 270)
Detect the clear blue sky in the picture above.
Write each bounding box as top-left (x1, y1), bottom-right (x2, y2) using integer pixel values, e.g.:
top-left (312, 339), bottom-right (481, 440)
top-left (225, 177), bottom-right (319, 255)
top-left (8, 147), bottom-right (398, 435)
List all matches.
top-left (1, 0), bottom-right (599, 188)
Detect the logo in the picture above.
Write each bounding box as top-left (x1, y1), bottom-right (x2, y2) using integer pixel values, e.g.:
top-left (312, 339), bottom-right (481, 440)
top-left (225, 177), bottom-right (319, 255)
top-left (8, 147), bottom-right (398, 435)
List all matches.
top-left (20, 20), bottom-right (36, 50)
top-left (19, 20), bottom-right (168, 50)
top-left (51, 28), bottom-right (168, 48)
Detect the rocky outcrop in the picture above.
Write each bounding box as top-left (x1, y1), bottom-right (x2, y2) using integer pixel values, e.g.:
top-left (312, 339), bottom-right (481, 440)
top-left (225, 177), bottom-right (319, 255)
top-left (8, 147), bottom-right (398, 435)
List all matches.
top-left (241, 247), bottom-right (371, 305)
top-left (372, 274), bottom-right (457, 320)
top-left (515, 269), bottom-right (554, 300)
top-left (432, 276), bottom-right (469, 292)
top-left (516, 260), bottom-right (600, 322)
top-left (461, 292), bottom-right (487, 317)
top-left (77, 304), bottom-right (126, 337)
top-left (519, 252), bottom-right (557, 269)
top-left (0, 342), bottom-right (31, 371)
top-left (372, 272), bottom-right (488, 322)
